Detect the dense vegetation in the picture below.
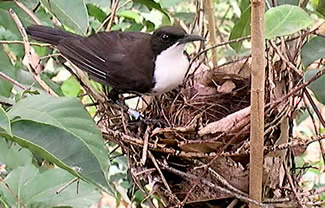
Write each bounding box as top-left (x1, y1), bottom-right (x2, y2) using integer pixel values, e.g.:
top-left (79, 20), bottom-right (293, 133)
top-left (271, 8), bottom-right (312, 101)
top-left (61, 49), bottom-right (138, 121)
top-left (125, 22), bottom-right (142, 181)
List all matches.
top-left (0, 0), bottom-right (324, 207)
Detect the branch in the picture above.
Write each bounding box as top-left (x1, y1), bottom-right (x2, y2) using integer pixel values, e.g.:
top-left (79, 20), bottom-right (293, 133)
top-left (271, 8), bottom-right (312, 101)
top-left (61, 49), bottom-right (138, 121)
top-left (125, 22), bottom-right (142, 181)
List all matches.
top-left (0, 71), bottom-right (26, 90)
top-left (0, 40), bottom-right (50, 47)
top-left (204, 0), bottom-right (218, 67)
top-left (106, 0), bottom-right (120, 31)
top-left (157, 161), bottom-right (272, 208)
top-left (249, 1), bottom-right (265, 207)
top-left (0, 176), bottom-right (27, 208)
top-left (8, 9), bottom-right (57, 96)
top-left (14, 0), bottom-right (41, 25)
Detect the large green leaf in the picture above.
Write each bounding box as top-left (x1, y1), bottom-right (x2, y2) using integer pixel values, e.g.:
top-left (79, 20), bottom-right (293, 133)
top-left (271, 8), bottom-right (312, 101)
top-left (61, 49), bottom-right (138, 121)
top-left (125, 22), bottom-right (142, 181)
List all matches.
top-left (9, 120), bottom-right (110, 191)
top-left (277, 0), bottom-right (299, 5)
top-left (159, 0), bottom-right (182, 8)
top-left (0, 139), bottom-right (33, 169)
top-left (87, 4), bottom-right (107, 22)
top-left (316, 0), bottom-right (325, 17)
top-left (0, 95), bottom-right (14, 106)
top-left (20, 0), bottom-right (40, 9)
top-left (0, 107), bottom-right (10, 135)
top-left (0, 164), bottom-right (101, 208)
top-left (173, 12), bottom-right (195, 24)
top-left (118, 10), bottom-right (142, 22)
top-left (85, 0), bottom-right (111, 8)
top-left (40, 0), bottom-right (89, 35)
top-left (0, 47), bottom-right (15, 98)
top-left (304, 68), bottom-right (325, 104)
top-left (0, 2), bottom-right (35, 37)
top-left (134, 0), bottom-right (170, 23)
top-left (265, 5), bottom-right (313, 39)
top-left (8, 95), bottom-right (110, 192)
top-left (40, 73), bottom-right (64, 96)
top-left (240, 0), bottom-right (250, 12)
top-left (229, 7), bottom-right (251, 52)
top-left (61, 76), bottom-right (81, 97)
top-left (301, 36), bottom-right (325, 67)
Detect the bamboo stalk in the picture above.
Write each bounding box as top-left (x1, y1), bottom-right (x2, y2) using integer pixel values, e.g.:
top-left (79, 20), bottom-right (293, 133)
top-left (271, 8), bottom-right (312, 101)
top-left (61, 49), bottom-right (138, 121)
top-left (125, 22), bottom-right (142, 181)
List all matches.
top-left (204, 0), bottom-right (217, 67)
top-left (249, 0), bottom-right (265, 207)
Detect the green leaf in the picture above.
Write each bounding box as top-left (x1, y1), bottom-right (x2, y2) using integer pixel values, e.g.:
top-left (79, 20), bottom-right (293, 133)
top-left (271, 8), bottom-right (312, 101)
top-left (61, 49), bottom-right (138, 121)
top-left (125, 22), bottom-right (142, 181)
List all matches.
top-left (301, 36), bottom-right (325, 67)
top-left (229, 7), bottom-right (251, 53)
top-left (134, 0), bottom-right (170, 23)
top-left (159, 0), bottom-right (181, 8)
top-left (304, 68), bottom-right (325, 104)
top-left (0, 139), bottom-right (33, 169)
top-left (8, 95), bottom-right (110, 192)
top-left (61, 76), bottom-right (81, 97)
top-left (40, 73), bottom-right (64, 96)
top-left (85, 0), bottom-right (110, 8)
top-left (21, 0), bottom-right (40, 9)
top-left (40, 0), bottom-right (89, 35)
top-left (125, 23), bottom-right (144, 32)
top-left (8, 120), bottom-right (111, 192)
top-left (15, 68), bottom-right (43, 92)
top-left (240, 0), bottom-right (250, 12)
top-left (118, 10), bottom-right (141, 22)
top-left (277, 0), bottom-right (299, 5)
top-left (0, 2), bottom-right (35, 37)
top-left (316, 0), bottom-right (325, 17)
top-left (87, 4), bottom-right (107, 22)
top-left (173, 12), bottom-right (195, 24)
top-left (0, 107), bottom-right (11, 135)
top-left (0, 47), bottom-right (15, 98)
top-left (0, 95), bottom-right (14, 106)
top-left (0, 164), bottom-right (101, 208)
top-left (265, 5), bottom-right (313, 39)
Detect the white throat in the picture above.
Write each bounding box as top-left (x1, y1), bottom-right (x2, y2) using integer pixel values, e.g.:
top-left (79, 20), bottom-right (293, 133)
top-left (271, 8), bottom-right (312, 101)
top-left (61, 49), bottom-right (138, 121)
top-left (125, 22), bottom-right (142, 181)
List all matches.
top-left (151, 43), bottom-right (189, 94)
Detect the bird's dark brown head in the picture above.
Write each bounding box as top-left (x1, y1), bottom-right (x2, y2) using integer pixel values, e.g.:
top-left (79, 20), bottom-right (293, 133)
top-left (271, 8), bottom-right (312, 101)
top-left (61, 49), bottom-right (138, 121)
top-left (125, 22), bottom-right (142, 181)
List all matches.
top-left (151, 26), bottom-right (205, 56)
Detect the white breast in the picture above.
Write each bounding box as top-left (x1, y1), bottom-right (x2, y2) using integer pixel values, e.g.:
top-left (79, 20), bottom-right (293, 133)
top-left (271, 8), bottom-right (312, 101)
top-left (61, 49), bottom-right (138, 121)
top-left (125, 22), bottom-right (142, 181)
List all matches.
top-left (151, 43), bottom-right (189, 94)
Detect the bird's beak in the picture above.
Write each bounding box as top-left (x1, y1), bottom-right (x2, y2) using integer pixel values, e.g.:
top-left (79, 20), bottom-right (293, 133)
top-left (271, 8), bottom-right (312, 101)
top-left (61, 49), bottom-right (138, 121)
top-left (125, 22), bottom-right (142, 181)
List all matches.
top-left (178, 34), bottom-right (206, 45)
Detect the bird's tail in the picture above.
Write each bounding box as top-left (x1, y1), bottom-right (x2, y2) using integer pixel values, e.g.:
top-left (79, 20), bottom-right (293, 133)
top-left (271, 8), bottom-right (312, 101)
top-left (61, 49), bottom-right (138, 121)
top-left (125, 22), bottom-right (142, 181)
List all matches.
top-left (26, 25), bottom-right (82, 45)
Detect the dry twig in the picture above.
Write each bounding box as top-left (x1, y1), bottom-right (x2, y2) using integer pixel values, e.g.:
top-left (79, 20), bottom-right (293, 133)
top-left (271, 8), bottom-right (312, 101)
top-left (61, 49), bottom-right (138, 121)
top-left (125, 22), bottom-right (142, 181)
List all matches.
top-left (8, 9), bottom-right (57, 96)
top-left (0, 176), bottom-right (27, 208)
top-left (14, 0), bottom-right (41, 25)
top-left (0, 71), bottom-right (26, 90)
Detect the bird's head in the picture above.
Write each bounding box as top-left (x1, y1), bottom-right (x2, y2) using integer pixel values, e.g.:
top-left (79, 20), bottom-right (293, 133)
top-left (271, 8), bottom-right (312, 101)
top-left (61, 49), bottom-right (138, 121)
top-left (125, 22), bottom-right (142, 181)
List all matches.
top-left (151, 26), bottom-right (205, 56)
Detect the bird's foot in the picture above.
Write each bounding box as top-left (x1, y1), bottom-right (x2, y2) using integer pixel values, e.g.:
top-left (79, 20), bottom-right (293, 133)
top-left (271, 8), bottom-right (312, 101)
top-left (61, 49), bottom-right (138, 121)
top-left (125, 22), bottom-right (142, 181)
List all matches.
top-left (127, 109), bottom-right (166, 127)
top-left (140, 117), bottom-right (166, 127)
top-left (127, 108), bottom-right (143, 120)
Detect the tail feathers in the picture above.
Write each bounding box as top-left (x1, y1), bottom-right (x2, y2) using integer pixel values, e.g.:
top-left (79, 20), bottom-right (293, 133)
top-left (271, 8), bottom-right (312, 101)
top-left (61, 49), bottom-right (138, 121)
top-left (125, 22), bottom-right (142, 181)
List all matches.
top-left (26, 25), bottom-right (82, 45)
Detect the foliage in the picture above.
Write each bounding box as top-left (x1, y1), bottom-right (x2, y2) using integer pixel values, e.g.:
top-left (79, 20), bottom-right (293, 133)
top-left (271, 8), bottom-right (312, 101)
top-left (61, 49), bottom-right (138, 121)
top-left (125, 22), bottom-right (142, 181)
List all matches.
top-left (0, 139), bottom-right (101, 208)
top-left (0, 0), bottom-right (324, 207)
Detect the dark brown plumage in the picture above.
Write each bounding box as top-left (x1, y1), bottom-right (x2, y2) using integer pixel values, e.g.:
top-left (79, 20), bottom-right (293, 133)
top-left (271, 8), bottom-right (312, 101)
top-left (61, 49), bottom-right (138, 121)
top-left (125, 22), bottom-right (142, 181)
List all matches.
top-left (26, 25), bottom-right (204, 94)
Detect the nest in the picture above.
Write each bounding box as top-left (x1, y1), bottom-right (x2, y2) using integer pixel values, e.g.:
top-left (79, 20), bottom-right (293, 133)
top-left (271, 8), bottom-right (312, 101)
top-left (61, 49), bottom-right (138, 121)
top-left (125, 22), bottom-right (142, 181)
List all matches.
top-left (97, 35), bottom-right (321, 207)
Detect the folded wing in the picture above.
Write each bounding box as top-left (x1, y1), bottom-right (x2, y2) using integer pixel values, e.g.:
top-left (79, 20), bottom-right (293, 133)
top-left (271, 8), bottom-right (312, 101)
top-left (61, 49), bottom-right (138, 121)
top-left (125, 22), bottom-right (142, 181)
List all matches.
top-left (57, 31), bottom-right (155, 93)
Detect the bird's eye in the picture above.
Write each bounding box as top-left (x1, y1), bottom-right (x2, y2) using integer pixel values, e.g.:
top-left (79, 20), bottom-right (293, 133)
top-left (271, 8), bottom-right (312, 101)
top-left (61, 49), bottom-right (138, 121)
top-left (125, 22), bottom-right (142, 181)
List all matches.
top-left (161, 33), bottom-right (170, 42)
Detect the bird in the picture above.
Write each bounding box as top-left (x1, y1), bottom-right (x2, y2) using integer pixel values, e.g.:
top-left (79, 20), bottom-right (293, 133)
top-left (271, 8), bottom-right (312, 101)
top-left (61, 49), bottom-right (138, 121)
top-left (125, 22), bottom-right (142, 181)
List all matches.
top-left (26, 25), bottom-right (205, 96)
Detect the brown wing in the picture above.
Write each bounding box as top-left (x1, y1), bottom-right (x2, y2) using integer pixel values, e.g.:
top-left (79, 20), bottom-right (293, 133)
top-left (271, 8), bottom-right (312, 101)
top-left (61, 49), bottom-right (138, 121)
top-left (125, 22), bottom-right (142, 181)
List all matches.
top-left (57, 31), bottom-right (155, 93)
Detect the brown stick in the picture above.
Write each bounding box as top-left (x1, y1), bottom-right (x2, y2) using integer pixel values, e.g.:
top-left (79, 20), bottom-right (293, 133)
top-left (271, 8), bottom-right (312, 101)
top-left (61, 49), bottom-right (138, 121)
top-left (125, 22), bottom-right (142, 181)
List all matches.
top-left (204, 0), bottom-right (218, 67)
top-left (158, 161), bottom-right (270, 207)
top-left (0, 40), bottom-right (50, 47)
top-left (0, 176), bottom-right (27, 208)
top-left (283, 163), bottom-right (306, 207)
top-left (106, 0), bottom-right (120, 31)
top-left (8, 9), bottom-right (57, 96)
top-left (249, 1), bottom-right (265, 207)
top-left (0, 71), bottom-right (26, 90)
top-left (14, 0), bottom-right (41, 25)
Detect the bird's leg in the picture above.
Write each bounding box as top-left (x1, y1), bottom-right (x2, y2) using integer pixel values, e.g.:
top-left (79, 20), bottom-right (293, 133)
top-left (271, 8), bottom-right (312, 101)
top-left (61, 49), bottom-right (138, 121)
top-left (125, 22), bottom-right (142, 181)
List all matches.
top-left (108, 89), bottom-right (166, 126)
top-left (108, 88), bottom-right (144, 120)
top-left (114, 99), bottom-right (143, 120)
